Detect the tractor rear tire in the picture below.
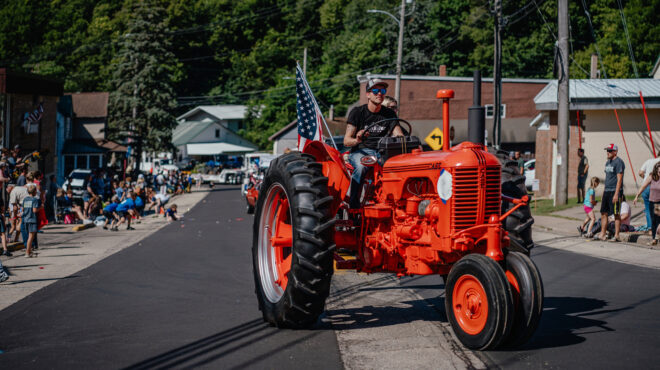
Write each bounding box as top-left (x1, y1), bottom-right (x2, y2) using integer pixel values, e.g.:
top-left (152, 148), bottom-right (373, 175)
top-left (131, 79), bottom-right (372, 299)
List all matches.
top-left (489, 148), bottom-right (535, 254)
top-left (445, 254), bottom-right (514, 350)
top-left (503, 251), bottom-right (544, 347)
top-left (252, 152), bottom-right (335, 328)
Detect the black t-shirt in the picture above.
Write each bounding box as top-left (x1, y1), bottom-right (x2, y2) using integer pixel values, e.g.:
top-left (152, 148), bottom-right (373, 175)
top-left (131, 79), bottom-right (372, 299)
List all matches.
top-left (347, 104), bottom-right (398, 150)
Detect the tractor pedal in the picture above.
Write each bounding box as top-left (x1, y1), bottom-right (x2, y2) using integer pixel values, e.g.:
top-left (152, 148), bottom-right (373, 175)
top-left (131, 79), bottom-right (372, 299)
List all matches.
top-left (335, 219), bottom-right (353, 228)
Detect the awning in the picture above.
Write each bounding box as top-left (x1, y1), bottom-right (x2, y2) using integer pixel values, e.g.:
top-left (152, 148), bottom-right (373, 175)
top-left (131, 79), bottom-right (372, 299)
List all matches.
top-left (186, 142), bottom-right (256, 155)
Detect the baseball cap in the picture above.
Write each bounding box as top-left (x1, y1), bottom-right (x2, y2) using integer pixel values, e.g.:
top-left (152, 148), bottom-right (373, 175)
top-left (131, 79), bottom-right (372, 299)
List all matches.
top-left (604, 143), bottom-right (618, 151)
top-left (366, 78), bottom-right (388, 91)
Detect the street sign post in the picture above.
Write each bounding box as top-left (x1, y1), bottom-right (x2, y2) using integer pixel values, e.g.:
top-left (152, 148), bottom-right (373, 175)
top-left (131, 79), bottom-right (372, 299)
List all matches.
top-left (425, 127), bottom-right (444, 151)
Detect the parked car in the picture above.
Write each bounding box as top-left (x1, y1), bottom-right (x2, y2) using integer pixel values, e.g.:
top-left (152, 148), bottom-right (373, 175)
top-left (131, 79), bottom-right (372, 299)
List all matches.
top-left (524, 159), bottom-right (536, 190)
top-left (64, 169), bottom-right (92, 199)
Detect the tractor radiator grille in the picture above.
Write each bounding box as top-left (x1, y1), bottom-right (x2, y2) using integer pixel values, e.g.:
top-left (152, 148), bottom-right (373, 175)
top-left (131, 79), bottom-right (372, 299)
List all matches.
top-left (452, 167), bottom-right (501, 231)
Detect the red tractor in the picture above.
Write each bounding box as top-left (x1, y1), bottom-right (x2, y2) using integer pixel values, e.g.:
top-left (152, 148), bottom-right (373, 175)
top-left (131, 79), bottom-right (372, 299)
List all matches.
top-left (252, 74), bottom-right (542, 350)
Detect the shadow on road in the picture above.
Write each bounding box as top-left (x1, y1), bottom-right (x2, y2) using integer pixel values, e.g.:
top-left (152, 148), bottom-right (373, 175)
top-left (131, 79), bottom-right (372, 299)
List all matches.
top-left (3, 275), bottom-right (80, 285)
top-left (325, 297), bottom-right (446, 330)
top-left (123, 318), bottom-right (328, 369)
top-left (516, 296), bottom-right (625, 350)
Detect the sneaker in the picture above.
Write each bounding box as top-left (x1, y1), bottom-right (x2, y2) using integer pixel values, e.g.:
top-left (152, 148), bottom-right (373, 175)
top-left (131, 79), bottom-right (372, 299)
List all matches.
top-left (3, 250), bottom-right (12, 257)
top-left (577, 226), bottom-right (583, 236)
top-left (127, 226), bottom-right (135, 230)
top-left (0, 271), bottom-right (8, 283)
top-left (103, 226), bottom-right (108, 230)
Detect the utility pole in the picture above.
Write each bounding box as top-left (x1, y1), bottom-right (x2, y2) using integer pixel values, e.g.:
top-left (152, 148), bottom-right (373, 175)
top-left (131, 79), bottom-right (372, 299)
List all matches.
top-left (367, 1), bottom-right (412, 111)
top-left (303, 47), bottom-right (307, 76)
top-left (556, 0), bottom-right (570, 205)
top-left (395, 0), bottom-right (406, 110)
top-left (492, 0), bottom-right (503, 149)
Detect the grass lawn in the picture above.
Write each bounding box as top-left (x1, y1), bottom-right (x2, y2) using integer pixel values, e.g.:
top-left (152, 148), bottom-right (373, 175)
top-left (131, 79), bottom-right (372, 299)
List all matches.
top-left (529, 196), bottom-right (581, 216)
top-left (528, 193), bottom-right (637, 216)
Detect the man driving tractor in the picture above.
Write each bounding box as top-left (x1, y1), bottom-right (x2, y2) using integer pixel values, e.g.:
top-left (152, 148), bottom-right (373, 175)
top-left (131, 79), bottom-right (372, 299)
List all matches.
top-left (344, 78), bottom-right (404, 208)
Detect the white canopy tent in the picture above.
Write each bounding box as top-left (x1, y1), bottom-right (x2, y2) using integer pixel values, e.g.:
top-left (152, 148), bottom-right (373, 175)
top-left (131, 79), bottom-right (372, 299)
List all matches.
top-left (186, 142), bottom-right (256, 155)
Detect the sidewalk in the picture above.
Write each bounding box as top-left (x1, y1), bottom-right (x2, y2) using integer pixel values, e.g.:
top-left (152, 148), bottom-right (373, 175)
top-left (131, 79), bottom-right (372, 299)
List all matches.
top-left (0, 189), bottom-right (210, 311)
top-left (532, 201), bottom-right (657, 248)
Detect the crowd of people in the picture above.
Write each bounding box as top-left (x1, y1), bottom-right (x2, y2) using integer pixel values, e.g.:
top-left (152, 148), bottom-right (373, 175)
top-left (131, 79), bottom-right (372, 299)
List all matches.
top-left (0, 167), bottom-right (189, 260)
top-left (0, 163), bottom-right (190, 282)
top-left (575, 144), bottom-right (660, 245)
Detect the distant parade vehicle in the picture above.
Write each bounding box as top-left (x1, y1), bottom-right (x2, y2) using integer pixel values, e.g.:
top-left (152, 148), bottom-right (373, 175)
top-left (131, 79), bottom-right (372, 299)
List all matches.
top-left (242, 153), bottom-right (276, 214)
top-left (252, 72), bottom-right (541, 350)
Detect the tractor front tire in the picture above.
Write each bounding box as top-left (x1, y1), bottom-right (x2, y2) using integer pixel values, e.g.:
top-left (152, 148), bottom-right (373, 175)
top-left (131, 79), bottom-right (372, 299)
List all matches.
top-left (445, 254), bottom-right (514, 350)
top-left (252, 152), bottom-right (335, 328)
top-left (503, 251), bottom-right (544, 347)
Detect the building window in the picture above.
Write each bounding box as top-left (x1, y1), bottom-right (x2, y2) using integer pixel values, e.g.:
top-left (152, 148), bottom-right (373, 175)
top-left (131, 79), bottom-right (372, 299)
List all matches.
top-left (89, 155), bottom-right (99, 169)
top-left (65, 155), bottom-right (75, 175)
top-left (485, 104), bottom-right (506, 119)
top-left (76, 155), bottom-right (89, 169)
top-left (215, 129), bottom-right (220, 138)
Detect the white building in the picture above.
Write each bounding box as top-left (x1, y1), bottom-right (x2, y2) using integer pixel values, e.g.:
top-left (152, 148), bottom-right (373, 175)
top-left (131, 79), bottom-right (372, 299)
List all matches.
top-left (173, 105), bottom-right (257, 160)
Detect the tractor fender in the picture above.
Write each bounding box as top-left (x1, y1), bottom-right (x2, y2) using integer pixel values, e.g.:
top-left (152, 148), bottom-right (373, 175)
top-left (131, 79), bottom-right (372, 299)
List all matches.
top-left (303, 141), bottom-right (351, 214)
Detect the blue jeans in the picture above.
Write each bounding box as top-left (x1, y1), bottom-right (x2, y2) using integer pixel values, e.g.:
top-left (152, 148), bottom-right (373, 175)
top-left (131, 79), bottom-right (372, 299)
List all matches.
top-left (348, 148), bottom-right (380, 209)
top-left (642, 186), bottom-right (652, 229)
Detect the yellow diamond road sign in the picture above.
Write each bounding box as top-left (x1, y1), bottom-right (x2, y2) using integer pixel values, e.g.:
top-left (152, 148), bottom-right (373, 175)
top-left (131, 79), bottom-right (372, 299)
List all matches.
top-left (425, 127), bottom-right (444, 151)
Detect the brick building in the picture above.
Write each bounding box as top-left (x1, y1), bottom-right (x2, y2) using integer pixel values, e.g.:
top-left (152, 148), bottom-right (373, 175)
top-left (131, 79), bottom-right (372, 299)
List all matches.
top-left (0, 69), bottom-right (63, 176)
top-left (532, 79), bottom-right (660, 198)
top-left (355, 73), bottom-right (550, 154)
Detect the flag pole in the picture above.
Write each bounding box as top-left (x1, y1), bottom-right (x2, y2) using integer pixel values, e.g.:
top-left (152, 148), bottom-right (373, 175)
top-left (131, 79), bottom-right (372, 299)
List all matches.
top-left (296, 63), bottom-right (338, 150)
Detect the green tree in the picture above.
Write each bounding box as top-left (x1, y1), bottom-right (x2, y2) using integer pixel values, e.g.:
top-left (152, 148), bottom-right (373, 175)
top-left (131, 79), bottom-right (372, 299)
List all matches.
top-left (107, 0), bottom-right (177, 170)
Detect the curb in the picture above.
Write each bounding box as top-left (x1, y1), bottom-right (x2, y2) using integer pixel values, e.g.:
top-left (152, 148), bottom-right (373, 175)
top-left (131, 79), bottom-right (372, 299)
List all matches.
top-left (7, 241), bottom-right (24, 252)
top-left (72, 223), bottom-right (96, 232)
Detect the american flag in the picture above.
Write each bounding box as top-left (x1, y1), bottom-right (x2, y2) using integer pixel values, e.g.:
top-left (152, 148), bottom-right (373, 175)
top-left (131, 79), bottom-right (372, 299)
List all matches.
top-left (296, 64), bottom-right (324, 151)
top-left (28, 103), bottom-right (44, 123)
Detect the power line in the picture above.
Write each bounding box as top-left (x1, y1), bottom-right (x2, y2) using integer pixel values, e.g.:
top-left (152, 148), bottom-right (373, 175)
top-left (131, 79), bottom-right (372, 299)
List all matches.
top-left (616, 0), bottom-right (639, 78)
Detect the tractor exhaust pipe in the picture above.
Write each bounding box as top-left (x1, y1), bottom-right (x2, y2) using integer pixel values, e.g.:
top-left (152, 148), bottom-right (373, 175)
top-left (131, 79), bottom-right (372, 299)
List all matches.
top-left (468, 70), bottom-right (485, 146)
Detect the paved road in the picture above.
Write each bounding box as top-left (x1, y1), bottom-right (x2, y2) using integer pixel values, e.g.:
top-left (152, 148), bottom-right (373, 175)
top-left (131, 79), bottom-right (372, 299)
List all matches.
top-left (2, 186), bottom-right (659, 369)
top-left (0, 187), bottom-right (342, 369)
top-left (401, 242), bottom-right (660, 369)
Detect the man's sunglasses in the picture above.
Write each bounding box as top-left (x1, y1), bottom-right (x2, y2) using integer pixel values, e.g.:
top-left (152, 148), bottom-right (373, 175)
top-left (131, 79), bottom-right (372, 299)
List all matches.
top-left (369, 88), bottom-right (387, 95)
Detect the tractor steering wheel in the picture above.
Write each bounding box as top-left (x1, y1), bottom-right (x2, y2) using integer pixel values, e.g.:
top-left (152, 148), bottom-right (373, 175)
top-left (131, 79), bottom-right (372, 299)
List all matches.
top-left (362, 118), bottom-right (413, 138)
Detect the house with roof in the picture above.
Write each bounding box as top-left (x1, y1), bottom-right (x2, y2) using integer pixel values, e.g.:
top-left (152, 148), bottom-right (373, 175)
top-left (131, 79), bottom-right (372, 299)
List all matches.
top-left (532, 79), bottom-right (660, 198)
top-left (268, 113), bottom-right (347, 155)
top-left (173, 105), bottom-right (257, 161)
top-left (61, 92), bottom-right (126, 176)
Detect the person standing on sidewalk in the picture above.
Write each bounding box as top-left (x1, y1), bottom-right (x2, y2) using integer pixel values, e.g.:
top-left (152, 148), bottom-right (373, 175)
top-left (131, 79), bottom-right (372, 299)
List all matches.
top-left (598, 144), bottom-right (625, 242)
top-left (638, 156), bottom-right (660, 233)
top-left (634, 161), bottom-right (660, 245)
top-left (22, 184), bottom-right (40, 258)
top-left (577, 148), bottom-right (589, 203)
top-left (514, 152), bottom-right (524, 175)
top-left (579, 177), bottom-right (600, 237)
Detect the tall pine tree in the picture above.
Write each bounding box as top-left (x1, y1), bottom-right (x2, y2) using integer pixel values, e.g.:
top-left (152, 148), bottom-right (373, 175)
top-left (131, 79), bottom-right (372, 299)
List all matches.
top-left (107, 0), bottom-right (177, 171)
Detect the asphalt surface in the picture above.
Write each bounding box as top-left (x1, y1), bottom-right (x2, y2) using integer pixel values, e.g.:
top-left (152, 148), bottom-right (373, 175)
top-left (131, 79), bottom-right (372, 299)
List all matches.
top-left (401, 243), bottom-right (660, 368)
top-left (2, 186), bottom-right (659, 369)
top-left (0, 186), bottom-right (342, 369)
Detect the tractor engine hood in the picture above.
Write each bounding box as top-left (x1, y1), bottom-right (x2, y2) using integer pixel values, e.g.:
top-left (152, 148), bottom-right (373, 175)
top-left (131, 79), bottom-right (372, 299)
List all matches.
top-left (383, 142), bottom-right (501, 174)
